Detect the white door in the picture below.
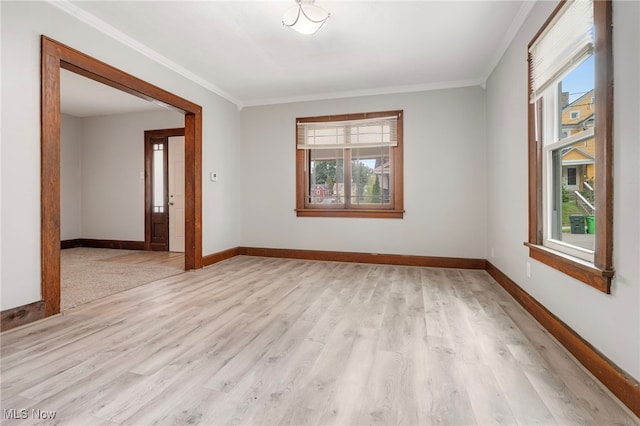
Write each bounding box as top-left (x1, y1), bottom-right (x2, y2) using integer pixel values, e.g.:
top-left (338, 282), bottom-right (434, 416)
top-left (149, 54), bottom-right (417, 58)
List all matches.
top-left (168, 136), bottom-right (185, 253)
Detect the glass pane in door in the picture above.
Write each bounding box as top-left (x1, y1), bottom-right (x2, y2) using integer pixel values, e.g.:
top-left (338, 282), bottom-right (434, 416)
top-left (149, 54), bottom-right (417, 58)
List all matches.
top-left (153, 143), bottom-right (165, 213)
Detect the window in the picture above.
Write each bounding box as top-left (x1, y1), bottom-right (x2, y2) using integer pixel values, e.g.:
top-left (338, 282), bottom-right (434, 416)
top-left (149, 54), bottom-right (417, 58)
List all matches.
top-left (295, 110), bottom-right (403, 218)
top-left (527, 0), bottom-right (613, 292)
top-left (152, 143), bottom-right (166, 213)
top-left (566, 167), bottom-right (577, 186)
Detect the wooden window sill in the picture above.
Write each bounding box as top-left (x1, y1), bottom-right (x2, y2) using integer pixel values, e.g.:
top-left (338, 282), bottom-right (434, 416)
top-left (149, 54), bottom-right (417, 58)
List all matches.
top-left (296, 209), bottom-right (404, 219)
top-left (524, 243), bottom-right (614, 293)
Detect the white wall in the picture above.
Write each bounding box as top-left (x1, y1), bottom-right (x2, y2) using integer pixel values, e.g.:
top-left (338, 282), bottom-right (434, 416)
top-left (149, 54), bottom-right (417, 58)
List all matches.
top-left (0, 1), bottom-right (241, 310)
top-left (240, 88), bottom-right (487, 258)
top-left (485, 0), bottom-right (640, 380)
top-left (60, 114), bottom-right (83, 240)
top-left (80, 110), bottom-right (184, 241)
top-left (61, 110), bottom-right (185, 241)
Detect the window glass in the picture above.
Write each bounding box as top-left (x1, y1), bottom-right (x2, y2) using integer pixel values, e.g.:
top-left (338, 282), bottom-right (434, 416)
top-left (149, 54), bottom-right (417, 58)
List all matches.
top-left (153, 143), bottom-right (165, 213)
top-left (544, 56), bottom-right (595, 257)
top-left (309, 148), bottom-right (343, 205)
top-left (350, 146), bottom-right (391, 205)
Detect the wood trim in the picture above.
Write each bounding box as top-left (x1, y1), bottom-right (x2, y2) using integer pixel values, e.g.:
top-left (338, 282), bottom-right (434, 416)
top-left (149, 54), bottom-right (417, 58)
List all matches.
top-left (144, 131), bottom-right (153, 250)
top-left (527, 98), bottom-right (543, 244)
top-left (185, 112), bottom-right (203, 269)
top-left (202, 247), bottom-right (242, 267)
top-left (57, 61), bottom-right (196, 116)
top-left (41, 39), bottom-right (62, 317)
top-left (238, 247), bottom-right (486, 269)
top-left (525, 243), bottom-right (612, 293)
top-left (143, 128), bottom-right (186, 138)
top-left (295, 209), bottom-right (404, 219)
top-left (61, 239), bottom-right (82, 249)
top-left (41, 36), bottom-right (203, 316)
top-left (593, 0), bottom-right (614, 272)
top-left (62, 239), bottom-right (146, 250)
top-left (393, 111), bottom-right (404, 211)
top-left (486, 261), bottom-right (640, 418)
top-left (1, 301), bottom-right (46, 332)
top-left (204, 246), bottom-right (485, 270)
top-left (295, 126), bottom-right (306, 212)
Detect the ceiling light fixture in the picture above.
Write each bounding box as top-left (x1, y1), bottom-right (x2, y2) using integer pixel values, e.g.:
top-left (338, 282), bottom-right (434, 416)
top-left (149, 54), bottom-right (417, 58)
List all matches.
top-left (282, 0), bottom-right (330, 35)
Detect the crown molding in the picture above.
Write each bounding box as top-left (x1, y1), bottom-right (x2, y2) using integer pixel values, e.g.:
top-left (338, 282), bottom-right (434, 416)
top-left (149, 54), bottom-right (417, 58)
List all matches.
top-left (481, 0), bottom-right (536, 85)
top-left (241, 78), bottom-right (485, 108)
top-left (48, 0), bottom-right (535, 110)
top-left (46, 0), bottom-right (243, 108)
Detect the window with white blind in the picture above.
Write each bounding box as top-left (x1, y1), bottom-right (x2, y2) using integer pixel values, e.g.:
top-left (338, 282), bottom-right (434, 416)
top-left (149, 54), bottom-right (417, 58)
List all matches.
top-left (526, 0), bottom-right (614, 293)
top-left (295, 110), bottom-right (404, 218)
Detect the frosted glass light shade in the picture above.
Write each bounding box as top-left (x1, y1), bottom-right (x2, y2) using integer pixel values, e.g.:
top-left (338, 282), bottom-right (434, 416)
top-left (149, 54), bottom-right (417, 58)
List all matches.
top-left (282, 1), bottom-right (330, 35)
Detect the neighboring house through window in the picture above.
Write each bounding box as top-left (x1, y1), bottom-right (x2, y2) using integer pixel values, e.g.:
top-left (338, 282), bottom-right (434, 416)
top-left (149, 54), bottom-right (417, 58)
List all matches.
top-left (295, 110), bottom-right (404, 218)
top-left (526, 0), bottom-right (613, 292)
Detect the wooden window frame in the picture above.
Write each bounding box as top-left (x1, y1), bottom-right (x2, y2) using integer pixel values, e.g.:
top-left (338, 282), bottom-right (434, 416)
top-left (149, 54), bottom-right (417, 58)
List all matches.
top-left (526, 0), bottom-right (614, 293)
top-left (295, 110), bottom-right (404, 219)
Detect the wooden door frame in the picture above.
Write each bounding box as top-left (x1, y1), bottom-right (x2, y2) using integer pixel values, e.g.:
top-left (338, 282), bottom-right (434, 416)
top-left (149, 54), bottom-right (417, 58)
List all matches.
top-left (41, 36), bottom-right (203, 317)
top-left (144, 128), bottom-right (185, 251)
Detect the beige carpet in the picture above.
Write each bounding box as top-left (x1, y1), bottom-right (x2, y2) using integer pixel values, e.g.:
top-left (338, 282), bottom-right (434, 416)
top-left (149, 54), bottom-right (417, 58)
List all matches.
top-left (61, 247), bottom-right (184, 311)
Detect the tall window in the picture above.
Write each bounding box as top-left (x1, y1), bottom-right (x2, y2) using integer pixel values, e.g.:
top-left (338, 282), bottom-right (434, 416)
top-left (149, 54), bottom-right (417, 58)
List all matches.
top-left (295, 110), bottom-right (404, 218)
top-left (527, 0), bottom-right (613, 292)
top-left (152, 143), bottom-right (166, 213)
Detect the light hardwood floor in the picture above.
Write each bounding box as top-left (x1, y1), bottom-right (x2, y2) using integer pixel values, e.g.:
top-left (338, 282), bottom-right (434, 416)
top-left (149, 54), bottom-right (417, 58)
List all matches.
top-left (1, 256), bottom-right (637, 425)
top-left (102, 250), bottom-right (186, 269)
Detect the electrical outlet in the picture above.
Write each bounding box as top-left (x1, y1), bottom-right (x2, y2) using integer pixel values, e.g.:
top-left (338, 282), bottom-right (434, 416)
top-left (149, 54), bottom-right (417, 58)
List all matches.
top-left (210, 172), bottom-right (218, 182)
top-left (526, 262), bottom-right (531, 278)
top-left (491, 247), bottom-right (495, 258)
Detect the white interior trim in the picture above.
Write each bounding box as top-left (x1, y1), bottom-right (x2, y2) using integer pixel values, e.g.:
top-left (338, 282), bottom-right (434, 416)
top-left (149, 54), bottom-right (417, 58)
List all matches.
top-left (46, 0), bottom-right (243, 108)
top-left (242, 79), bottom-right (485, 108)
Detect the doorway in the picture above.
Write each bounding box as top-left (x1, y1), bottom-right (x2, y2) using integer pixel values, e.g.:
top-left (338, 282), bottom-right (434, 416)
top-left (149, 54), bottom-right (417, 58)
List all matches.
top-left (169, 136), bottom-right (186, 253)
top-left (145, 128), bottom-right (186, 253)
top-left (41, 36), bottom-right (203, 317)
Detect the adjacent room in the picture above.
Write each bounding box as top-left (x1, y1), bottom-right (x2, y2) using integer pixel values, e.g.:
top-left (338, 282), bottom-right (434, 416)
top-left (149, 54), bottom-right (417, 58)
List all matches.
top-left (1, 0), bottom-right (638, 424)
top-left (60, 69), bottom-right (187, 310)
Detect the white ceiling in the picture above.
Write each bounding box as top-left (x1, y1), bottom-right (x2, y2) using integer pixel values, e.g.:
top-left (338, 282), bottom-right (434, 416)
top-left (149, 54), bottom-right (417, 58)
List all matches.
top-left (56, 0), bottom-right (533, 112)
top-left (60, 69), bottom-right (168, 117)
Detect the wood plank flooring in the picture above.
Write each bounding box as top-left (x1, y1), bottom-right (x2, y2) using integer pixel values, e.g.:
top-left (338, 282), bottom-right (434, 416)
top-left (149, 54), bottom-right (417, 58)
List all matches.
top-left (102, 250), bottom-right (185, 269)
top-left (1, 256), bottom-right (637, 425)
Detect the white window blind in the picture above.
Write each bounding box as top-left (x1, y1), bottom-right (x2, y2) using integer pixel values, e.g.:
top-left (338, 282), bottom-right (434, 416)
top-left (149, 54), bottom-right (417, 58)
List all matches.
top-left (529, 0), bottom-right (593, 102)
top-left (297, 115), bottom-right (398, 150)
